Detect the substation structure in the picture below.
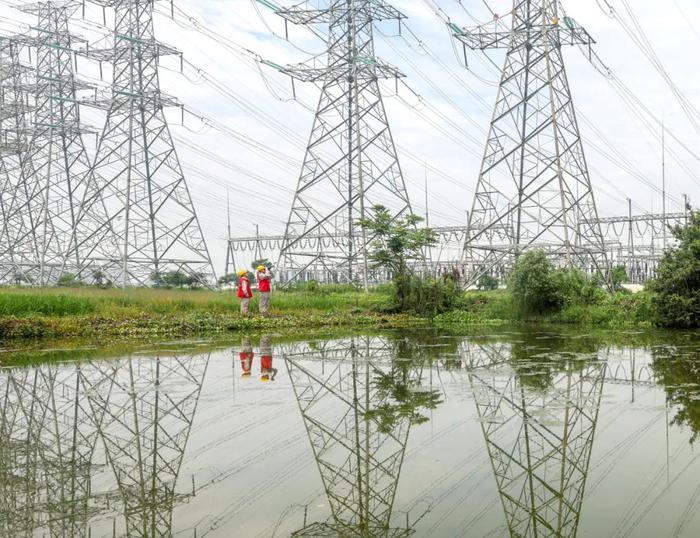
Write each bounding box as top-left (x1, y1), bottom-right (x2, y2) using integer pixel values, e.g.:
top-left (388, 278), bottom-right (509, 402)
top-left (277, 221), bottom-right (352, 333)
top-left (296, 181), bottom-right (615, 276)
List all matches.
top-left (228, 208), bottom-right (690, 285)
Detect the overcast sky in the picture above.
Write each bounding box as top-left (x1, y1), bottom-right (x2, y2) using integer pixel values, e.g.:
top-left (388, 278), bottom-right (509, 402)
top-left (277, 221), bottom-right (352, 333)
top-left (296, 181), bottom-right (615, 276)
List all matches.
top-left (1, 0), bottom-right (699, 273)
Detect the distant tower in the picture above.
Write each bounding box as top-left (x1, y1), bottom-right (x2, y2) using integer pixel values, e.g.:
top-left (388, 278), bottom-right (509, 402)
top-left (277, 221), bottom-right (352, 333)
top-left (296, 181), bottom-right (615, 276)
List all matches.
top-left (78, 0), bottom-right (215, 287)
top-left (276, 1), bottom-right (412, 286)
top-left (467, 342), bottom-right (605, 537)
top-left (454, 1), bottom-right (608, 285)
top-left (284, 338), bottom-right (422, 536)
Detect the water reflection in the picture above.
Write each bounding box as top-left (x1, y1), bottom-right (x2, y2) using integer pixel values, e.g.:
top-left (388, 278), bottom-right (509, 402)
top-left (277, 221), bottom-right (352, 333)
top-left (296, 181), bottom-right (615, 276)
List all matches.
top-left (282, 337), bottom-right (441, 537)
top-left (89, 354), bottom-right (209, 537)
top-left (0, 352), bottom-right (208, 537)
top-left (465, 339), bottom-right (605, 538)
top-left (1, 331), bottom-right (699, 536)
top-left (653, 345), bottom-right (700, 443)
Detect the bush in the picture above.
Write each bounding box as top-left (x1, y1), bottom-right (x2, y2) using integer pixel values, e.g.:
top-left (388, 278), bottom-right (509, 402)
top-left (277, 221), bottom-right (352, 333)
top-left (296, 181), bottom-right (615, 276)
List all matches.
top-left (385, 275), bottom-right (462, 316)
top-left (649, 210), bottom-right (700, 328)
top-left (477, 274), bottom-right (499, 291)
top-left (508, 251), bottom-right (564, 316)
top-left (555, 268), bottom-right (605, 307)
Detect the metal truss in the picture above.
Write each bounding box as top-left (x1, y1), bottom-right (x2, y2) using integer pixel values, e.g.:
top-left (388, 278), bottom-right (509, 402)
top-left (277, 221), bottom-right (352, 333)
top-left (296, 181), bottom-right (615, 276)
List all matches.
top-left (85, 353), bottom-right (209, 537)
top-left (283, 337), bottom-right (421, 537)
top-left (0, 36), bottom-right (34, 284)
top-left (73, 0), bottom-right (215, 287)
top-left (454, 0), bottom-right (609, 286)
top-left (597, 208), bottom-right (689, 283)
top-left (466, 342), bottom-right (606, 537)
top-left (277, 0), bottom-right (412, 287)
top-left (0, 1), bottom-right (116, 286)
top-left (230, 205), bottom-right (690, 283)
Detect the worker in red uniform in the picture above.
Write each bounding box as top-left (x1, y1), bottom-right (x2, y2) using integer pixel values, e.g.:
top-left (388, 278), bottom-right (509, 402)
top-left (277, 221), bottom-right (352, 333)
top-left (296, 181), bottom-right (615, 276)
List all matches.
top-left (256, 265), bottom-right (273, 316)
top-left (259, 335), bottom-right (277, 382)
top-left (239, 338), bottom-right (254, 377)
top-left (237, 269), bottom-right (253, 316)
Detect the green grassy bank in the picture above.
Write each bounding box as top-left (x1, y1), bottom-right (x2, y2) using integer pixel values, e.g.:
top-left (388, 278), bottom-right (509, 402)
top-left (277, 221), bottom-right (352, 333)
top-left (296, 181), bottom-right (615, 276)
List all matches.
top-left (0, 285), bottom-right (656, 341)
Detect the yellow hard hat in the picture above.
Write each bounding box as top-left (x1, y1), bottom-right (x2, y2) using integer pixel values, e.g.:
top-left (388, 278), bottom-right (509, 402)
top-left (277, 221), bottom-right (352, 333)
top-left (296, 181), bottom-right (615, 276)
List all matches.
top-left (238, 269), bottom-right (247, 277)
top-left (256, 265), bottom-right (266, 271)
top-left (260, 375), bottom-right (270, 383)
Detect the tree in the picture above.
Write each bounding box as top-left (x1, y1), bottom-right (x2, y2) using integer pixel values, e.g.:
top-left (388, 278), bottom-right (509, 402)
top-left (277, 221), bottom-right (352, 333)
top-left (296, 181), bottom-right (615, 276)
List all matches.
top-left (252, 258), bottom-right (273, 271)
top-left (150, 270), bottom-right (205, 289)
top-left (610, 265), bottom-right (629, 293)
top-left (649, 210), bottom-right (700, 328)
top-left (57, 273), bottom-right (82, 287)
top-left (477, 273), bottom-right (499, 291)
top-left (508, 251), bottom-right (564, 316)
top-left (359, 205), bottom-right (437, 311)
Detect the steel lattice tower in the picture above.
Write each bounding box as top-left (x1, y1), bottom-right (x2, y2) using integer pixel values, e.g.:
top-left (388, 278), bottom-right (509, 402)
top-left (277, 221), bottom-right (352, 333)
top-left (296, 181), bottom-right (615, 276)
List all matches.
top-left (284, 338), bottom-right (419, 537)
top-left (86, 353), bottom-right (209, 537)
top-left (454, 1), bottom-right (608, 285)
top-left (0, 2), bottom-right (113, 286)
top-left (76, 0), bottom-right (215, 287)
top-left (276, 1), bottom-right (412, 286)
top-left (466, 343), bottom-right (605, 537)
top-left (0, 36), bottom-right (33, 284)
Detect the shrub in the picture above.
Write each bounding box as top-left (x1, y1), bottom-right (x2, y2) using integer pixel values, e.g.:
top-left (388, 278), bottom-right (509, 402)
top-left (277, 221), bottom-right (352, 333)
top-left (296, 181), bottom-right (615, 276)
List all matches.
top-left (555, 268), bottom-right (605, 307)
top-left (649, 210), bottom-right (700, 328)
top-left (508, 251), bottom-right (564, 316)
top-left (477, 273), bottom-right (499, 291)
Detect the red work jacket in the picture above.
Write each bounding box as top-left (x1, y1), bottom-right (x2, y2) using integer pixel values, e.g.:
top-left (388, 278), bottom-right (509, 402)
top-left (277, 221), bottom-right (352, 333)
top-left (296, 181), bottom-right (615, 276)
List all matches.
top-left (237, 277), bottom-right (252, 298)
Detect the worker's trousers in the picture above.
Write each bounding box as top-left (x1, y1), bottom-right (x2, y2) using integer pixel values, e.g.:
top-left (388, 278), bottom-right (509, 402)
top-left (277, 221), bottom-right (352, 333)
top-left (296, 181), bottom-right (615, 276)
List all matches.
top-left (259, 292), bottom-right (271, 316)
top-left (240, 298), bottom-right (250, 316)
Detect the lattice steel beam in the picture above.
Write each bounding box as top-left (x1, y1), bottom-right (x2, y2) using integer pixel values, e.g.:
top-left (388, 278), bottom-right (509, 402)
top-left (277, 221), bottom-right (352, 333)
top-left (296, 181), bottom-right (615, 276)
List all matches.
top-left (73, 0), bottom-right (215, 287)
top-left (453, 1), bottom-right (609, 286)
top-left (277, 0), bottom-right (413, 287)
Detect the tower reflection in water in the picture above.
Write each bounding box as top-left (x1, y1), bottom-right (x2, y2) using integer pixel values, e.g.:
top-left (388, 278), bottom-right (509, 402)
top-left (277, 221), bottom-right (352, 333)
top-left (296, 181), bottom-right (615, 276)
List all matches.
top-left (465, 339), bottom-right (606, 538)
top-left (0, 351), bottom-right (208, 537)
top-left (282, 336), bottom-right (442, 537)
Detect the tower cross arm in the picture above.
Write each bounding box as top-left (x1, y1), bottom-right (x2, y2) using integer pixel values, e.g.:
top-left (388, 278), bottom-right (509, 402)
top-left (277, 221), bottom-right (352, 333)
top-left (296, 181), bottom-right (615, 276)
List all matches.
top-left (450, 16), bottom-right (595, 51)
top-left (271, 58), bottom-right (404, 83)
top-left (276, 0), bottom-right (406, 25)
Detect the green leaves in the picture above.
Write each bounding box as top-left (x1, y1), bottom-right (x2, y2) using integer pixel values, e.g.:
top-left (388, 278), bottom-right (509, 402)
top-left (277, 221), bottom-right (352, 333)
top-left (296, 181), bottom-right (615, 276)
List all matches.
top-left (650, 210), bottom-right (700, 328)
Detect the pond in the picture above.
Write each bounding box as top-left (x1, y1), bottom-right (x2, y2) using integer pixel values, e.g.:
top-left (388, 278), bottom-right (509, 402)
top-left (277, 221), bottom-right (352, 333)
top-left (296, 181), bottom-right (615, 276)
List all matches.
top-left (1, 327), bottom-right (700, 537)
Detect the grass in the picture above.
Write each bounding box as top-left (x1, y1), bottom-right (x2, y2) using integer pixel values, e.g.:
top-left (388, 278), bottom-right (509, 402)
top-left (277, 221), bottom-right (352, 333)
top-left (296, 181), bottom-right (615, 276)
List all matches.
top-left (0, 285), bottom-right (658, 341)
top-left (0, 286), bottom-right (403, 340)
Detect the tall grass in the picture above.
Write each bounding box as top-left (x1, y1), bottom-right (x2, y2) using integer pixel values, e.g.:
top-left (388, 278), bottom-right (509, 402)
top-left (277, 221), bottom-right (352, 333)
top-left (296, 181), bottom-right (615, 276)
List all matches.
top-left (0, 292), bottom-right (96, 316)
top-left (0, 286), bottom-right (388, 318)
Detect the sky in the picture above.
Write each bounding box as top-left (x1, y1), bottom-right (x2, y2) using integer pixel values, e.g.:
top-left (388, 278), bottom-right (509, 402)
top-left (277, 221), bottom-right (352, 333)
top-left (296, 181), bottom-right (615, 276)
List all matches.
top-left (1, 0), bottom-right (700, 274)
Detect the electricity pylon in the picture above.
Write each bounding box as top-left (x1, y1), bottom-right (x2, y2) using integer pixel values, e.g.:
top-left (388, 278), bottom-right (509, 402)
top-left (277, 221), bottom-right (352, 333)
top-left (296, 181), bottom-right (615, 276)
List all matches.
top-left (453, 1), bottom-right (608, 285)
top-left (86, 353), bottom-right (209, 537)
top-left (76, 0), bottom-right (215, 287)
top-left (1, 1), bottom-right (113, 286)
top-left (284, 338), bottom-right (422, 537)
top-left (276, 1), bottom-right (413, 286)
top-left (466, 343), bottom-right (605, 537)
top-left (0, 36), bottom-right (33, 284)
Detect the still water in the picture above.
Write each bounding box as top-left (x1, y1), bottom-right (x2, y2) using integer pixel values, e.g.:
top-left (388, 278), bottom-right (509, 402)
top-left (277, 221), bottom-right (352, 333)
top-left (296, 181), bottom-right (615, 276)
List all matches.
top-left (2, 328), bottom-right (700, 538)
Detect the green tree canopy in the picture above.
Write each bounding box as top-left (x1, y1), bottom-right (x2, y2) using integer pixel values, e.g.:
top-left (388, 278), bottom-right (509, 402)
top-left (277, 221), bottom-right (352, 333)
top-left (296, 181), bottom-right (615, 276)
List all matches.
top-left (649, 210), bottom-right (700, 328)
